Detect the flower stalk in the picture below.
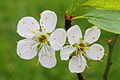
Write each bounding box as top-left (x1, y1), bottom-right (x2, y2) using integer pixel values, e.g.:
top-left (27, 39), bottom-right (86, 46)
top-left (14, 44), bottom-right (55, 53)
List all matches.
top-left (64, 15), bottom-right (85, 80)
top-left (103, 34), bottom-right (119, 80)
top-left (72, 16), bottom-right (85, 20)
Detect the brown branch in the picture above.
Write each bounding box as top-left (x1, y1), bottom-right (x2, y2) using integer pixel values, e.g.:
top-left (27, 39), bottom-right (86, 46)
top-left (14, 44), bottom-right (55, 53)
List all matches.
top-left (64, 15), bottom-right (85, 80)
top-left (103, 34), bottom-right (119, 80)
top-left (77, 73), bottom-right (85, 80)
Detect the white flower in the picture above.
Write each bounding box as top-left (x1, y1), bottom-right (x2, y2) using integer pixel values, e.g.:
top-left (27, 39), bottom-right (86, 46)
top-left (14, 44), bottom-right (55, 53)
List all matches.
top-left (16, 10), bottom-right (66, 68)
top-left (60, 25), bottom-right (104, 73)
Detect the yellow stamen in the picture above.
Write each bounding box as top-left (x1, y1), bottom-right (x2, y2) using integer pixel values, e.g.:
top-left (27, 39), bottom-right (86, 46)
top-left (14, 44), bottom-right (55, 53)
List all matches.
top-left (72, 36), bottom-right (75, 38)
top-left (100, 48), bottom-right (102, 51)
top-left (93, 37), bottom-right (95, 39)
top-left (100, 60), bottom-right (103, 62)
top-left (83, 42), bottom-right (87, 44)
top-left (30, 47), bottom-right (32, 49)
top-left (16, 41), bottom-right (18, 44)
top-left (107, 39), bottom-right (112, 43)
top-left (31, 31), bottom-right (37, 35)
top-left (23, 22), bottom-right (25, 24)
top-left (36, 29), bottom-right (38, 30)
top-left (87, 66), bottom-right (90, 69)
top-left (31, 38), bottom-right (34, 40)
top-left (46, 32), bottom-right (48, 34)
top-left (16, 31), bottom-right (18, 33)
top-left (62, 32), bottom-right (65, 34)
top-left (28, 29), bottom-right (30, 31)
top-left (41, 26), bottom-right (44, 28)
top-left (45, 17), bottom-right (48, 19)
top-left (105, 53), bottom-right (108, 56)
top-left (97, 56), bottom-right (99, 58)
top-left (79, 65), bottom-right (82, 68)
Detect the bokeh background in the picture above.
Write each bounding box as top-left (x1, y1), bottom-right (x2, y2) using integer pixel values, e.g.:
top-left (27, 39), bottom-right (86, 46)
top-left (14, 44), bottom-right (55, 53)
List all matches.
top-left (0, 0), bottom-right (120, 80)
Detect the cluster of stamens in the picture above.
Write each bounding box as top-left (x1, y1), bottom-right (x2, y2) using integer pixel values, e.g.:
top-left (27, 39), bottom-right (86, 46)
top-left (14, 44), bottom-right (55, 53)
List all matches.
top-left (38, 34), bottom-right (48, 44)
top-left (77, 43), bottom-right (86, 53)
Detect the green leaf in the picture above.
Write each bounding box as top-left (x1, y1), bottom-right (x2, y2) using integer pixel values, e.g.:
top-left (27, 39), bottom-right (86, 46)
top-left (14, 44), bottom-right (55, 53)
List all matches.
top-left (66, 0), bottom-right (96, 15)
top-left (85, 9), bottom-right (120, 34)
top-left (67, 0), bottom-right (120, 16)
top-left (85, 0), bottom-right (120, 10)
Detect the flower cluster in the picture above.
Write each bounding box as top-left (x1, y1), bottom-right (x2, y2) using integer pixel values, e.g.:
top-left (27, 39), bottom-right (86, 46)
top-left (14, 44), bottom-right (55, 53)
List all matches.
top-left (16, 10), bottom-right (104, 73)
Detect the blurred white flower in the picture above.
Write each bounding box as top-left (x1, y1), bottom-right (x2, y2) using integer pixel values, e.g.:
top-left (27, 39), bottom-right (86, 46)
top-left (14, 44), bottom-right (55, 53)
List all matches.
top-left (16, 10), bottom-right (66, 68)
top-left (60, 25), bottom-right (104, 73)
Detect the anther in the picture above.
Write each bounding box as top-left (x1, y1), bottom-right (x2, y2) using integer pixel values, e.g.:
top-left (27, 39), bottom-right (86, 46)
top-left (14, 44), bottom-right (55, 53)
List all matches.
top-left (72, 36), bottom-right (75, 38)
top-left (100, 48), bottom-right (102, 51)
top-left (28, 29), bottom-right (30, 31)
top-left (62, 32), bottom-right (65, 34)
top-left (50, 56), bottom-right (52, 58)
top-left (23, 22), bottom-right (25, 24)
top-left (93, 37), bottom-right (95, 39)
top-left (36, 29), bottom-right (38, 30)
top-left (41, 26), bottom-right (44, 28)
top-left (79, 65), bottom-right (82, 68)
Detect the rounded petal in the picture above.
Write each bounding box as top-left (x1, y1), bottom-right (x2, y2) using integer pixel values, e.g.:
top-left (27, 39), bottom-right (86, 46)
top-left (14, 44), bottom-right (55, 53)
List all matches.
top-left (17, 17), bottom-right (40, 38)
top-left (84, 26), bottom-right (101, 44)
top-left (85, 44), bottom-right (104, 60)
top-left (40, 10), bottom-right (57, 33)
top-left (17, 39), bottom-right (38, 60)
top-left (49, 28), bottom-right (66, 50)
top-left (69, 54), bottom-right (87, 73)
top-left (60, 45), bottom-right (75, 60)
top-left (67, 25), bottom-right (82, 45)
top-left (38, 45), bottom-right (57, 68)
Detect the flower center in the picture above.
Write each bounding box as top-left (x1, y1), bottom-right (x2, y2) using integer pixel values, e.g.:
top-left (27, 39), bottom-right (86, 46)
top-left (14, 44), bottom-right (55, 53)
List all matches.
top-left (76, 42), bottom-right (86, 53)
top-left (38, 34), bottom-right (48, 43)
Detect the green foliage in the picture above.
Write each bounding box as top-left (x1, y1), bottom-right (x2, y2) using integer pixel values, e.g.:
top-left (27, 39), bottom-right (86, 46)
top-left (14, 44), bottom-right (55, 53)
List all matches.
top-left (68, 0), bottom-right (120, 34)
top-left (85, 0), bottom-right (120, 10)
top-left (85, 9), bottom-right (120, 34)
top-left (0, 0), bottom-right (120, 80)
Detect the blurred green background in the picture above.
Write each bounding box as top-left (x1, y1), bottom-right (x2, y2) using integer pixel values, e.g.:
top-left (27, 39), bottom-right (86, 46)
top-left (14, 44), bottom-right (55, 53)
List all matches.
top-left (0, 0), bottom-right (120, 80)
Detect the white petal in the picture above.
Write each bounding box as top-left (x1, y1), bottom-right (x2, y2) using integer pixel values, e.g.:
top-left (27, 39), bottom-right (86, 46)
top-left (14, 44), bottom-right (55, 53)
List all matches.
top-left (69, 54), bottom-right (87, 73)
top-left (49, 28), bottom-right (66, 50)
top-left (60, 45), bottom-right (75, 60)
top-left (84, 26), bottom-right (101, 44)
top-left (85, 44), bottom-right (104, 60)
top-left (67, 25), bottom-right (82, 45)
top-left (38, 45), bottom-right (57, 68)
top-left (40, 10), bottom-right (57, 33)
top-left (17, 17), bottom-right (40, 38)
top-left (17, 39), bottom-right (38, 60)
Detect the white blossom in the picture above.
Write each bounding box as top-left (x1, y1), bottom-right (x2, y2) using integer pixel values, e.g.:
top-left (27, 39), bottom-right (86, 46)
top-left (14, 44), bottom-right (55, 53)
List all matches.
top-left (16, 10), bottom-right (66, 68)
top-left (60, 25), bottom-right (104, 73)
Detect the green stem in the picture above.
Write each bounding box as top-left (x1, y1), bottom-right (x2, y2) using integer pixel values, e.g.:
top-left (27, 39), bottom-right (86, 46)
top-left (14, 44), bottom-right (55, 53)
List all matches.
top-left (73, 16), bottom-right (85, 20)
top-left (103, 34), bottom-right (119, 80)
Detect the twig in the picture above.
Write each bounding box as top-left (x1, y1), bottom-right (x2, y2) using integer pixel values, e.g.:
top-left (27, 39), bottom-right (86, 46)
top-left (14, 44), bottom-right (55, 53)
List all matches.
top-left (77, 73), bottom-right (85, 80)
top-left (103, 34), bottom-right (119, 80)
top-left (64, 15), bottom-right (85, 80)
